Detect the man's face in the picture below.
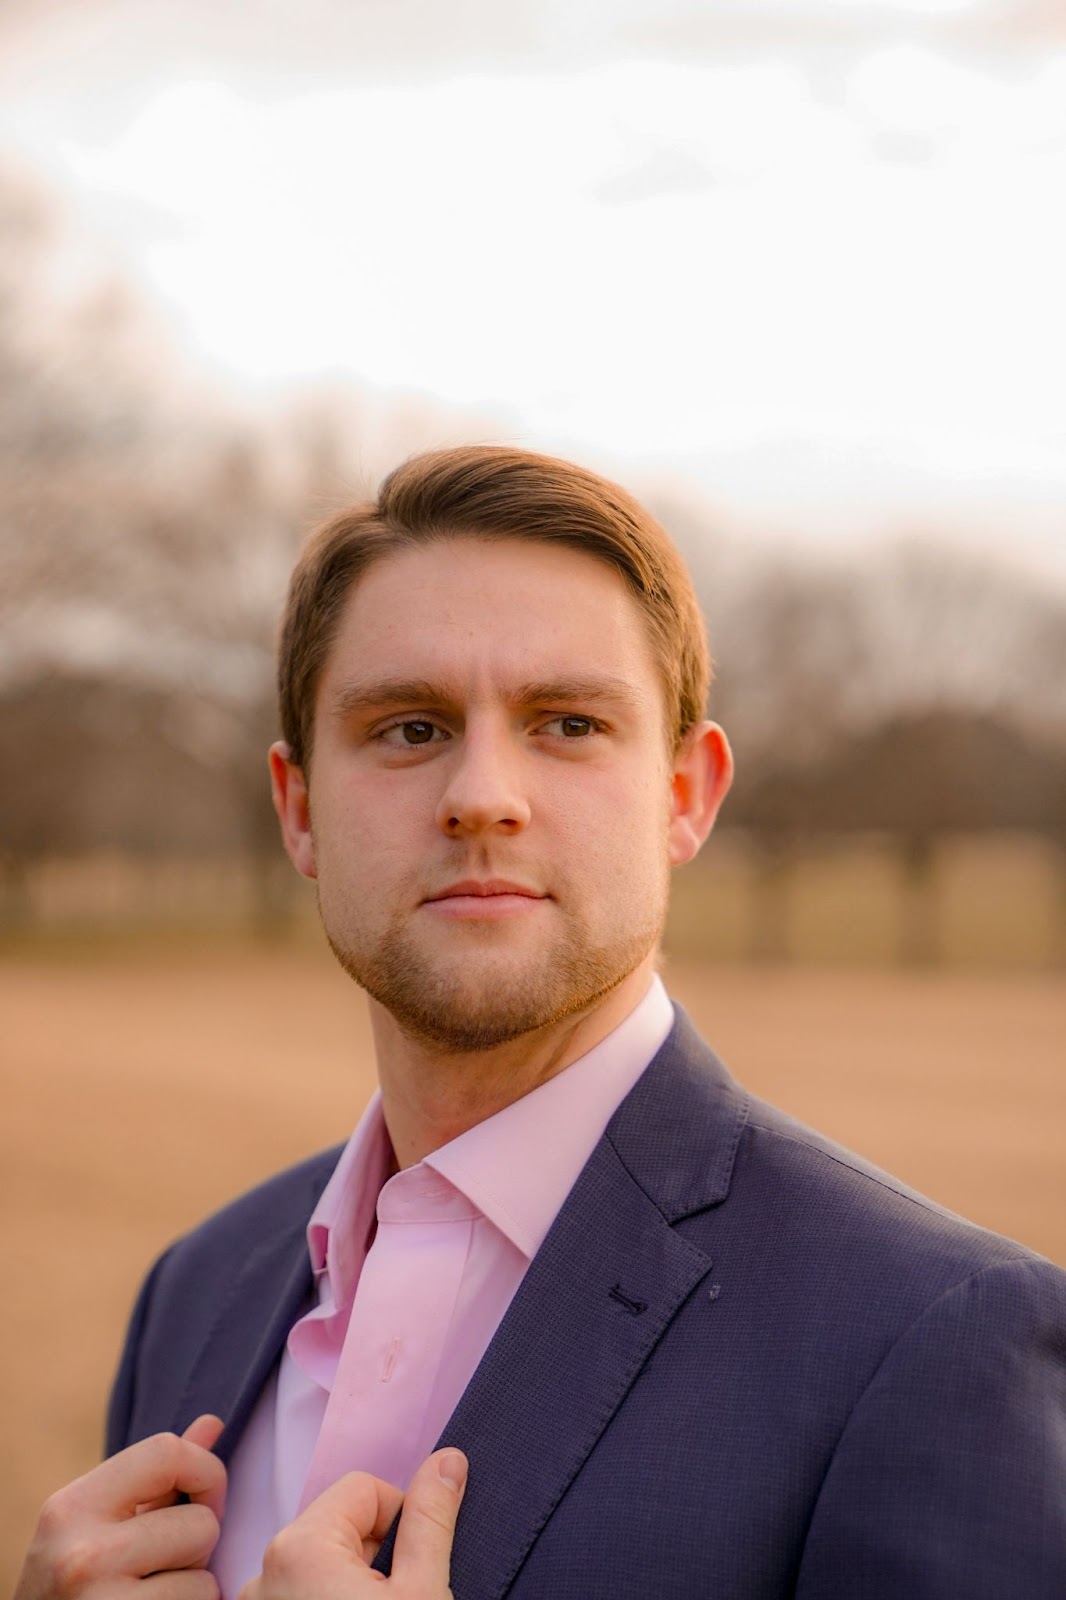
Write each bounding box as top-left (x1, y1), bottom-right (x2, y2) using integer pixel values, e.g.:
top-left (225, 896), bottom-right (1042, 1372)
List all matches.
top-left (273, 536), bottom-right (724, 1052)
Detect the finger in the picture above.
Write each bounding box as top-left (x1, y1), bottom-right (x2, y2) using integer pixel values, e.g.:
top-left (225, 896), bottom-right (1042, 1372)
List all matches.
top-left (140, 1567), bottom-right (221, 1600)
top-left (183, 1414), bottom-right (226, 1452)
top-left (138, 1416), bottom-right (227, 1514)
top-left (65, 1432), bottom-right (227, 1520)
top-left (254, 1473), bottom-right (402, 1599)
top-left (183, 1415), bottom-right (227, 1522)
top-left (391, 1449), bottom-right (467, 1593)
top-left (297, 1469), bottom-right (406, 1558)
top-left (123, 1502), bottom-right (221, 1576)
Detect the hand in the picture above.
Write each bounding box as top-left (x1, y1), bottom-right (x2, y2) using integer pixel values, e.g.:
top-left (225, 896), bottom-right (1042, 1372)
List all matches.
top-left (15, 1413), bottom-right (227, 1600)
top-left (240, 1448), bottom-right (468, 1600)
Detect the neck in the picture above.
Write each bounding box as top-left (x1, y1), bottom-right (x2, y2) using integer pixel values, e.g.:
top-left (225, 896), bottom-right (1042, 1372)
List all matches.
top-left (370, 954), bottom-right (658, 1169)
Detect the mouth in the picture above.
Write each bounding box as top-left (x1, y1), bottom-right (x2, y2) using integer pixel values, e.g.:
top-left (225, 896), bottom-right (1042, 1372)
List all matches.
top-left (422, 880), bottom-right (549, 919)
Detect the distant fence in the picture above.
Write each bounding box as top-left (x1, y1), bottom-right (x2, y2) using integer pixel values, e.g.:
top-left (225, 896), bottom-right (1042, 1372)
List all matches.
top-left (668, 829), bottom-right (1065, 968)
top-left (2, 831), bottom-right (1063, 968)
top-left (0, 853), bottom-right (305, 939)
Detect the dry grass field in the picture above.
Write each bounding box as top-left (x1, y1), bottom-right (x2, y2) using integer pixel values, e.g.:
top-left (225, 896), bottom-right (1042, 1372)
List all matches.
top-left (3, 938), bottom-right (1064, 1587)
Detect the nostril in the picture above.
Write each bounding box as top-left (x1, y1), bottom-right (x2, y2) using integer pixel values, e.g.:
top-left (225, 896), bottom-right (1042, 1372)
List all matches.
top-left (438, 803), bottom-right (530, 834)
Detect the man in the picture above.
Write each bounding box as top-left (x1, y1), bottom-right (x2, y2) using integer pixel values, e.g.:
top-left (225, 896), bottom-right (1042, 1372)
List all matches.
top-left (17, 445), bottom-right (1066, 1598)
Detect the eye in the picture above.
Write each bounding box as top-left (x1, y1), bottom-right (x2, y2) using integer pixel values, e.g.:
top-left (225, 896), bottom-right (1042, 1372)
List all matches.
top-left (379, 719), bottom-right (445, 747)
top-left (544, 715), bottom-right (596, 738)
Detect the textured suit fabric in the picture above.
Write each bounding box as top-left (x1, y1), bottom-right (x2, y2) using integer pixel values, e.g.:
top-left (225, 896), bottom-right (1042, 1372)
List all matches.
top-left (107, 1009), bottom-right (1066, 1598)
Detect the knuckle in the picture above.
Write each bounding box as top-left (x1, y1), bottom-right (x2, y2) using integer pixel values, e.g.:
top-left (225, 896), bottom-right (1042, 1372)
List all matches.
top-left (260, 1524), bottom-right (302, 1582)
top-left (161, 1572), bottom-right (221, 1600)
top-left (48, 1532), bottom-right (102, 1593)
top-left (184, 1499), bottom-right (218, 1530)
top-left (34, 1487), bottom-right (75, 1541)
top-left (148, 1429), bottom-right (183, 1461)
top-left (183, 1501), bottom-right (222, 1555)
top-left (30, 1493), bottom-right (113, 1594)
top-left (181, 1570), bottom-right (222, 1600)
top-left (414, 1490), bottom-right (456, 1537)
top-left (131, 1428), bottom-right (182, 1483)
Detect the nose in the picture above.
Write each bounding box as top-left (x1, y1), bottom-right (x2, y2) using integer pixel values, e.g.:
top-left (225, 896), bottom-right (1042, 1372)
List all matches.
top-left (434, 723), bottom-right (532, 838)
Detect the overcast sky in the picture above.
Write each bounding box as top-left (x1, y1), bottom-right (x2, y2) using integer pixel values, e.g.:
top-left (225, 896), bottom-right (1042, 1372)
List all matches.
top-left (2, 0), bottom-right (1064, 579)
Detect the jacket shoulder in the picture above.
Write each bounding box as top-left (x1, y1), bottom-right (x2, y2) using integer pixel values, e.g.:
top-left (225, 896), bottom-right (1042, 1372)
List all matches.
top-left (741, 1090), bottom-right (1042, 1276)
top-left (636, 1007), bottom-right (1058, 1297)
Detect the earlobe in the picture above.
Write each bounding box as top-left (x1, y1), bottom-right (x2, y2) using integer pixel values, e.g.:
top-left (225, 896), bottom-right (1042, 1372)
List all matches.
top-left (268, 741), bottom-right (317, 880)
top-left (668, 721), bottom-right (734, 867)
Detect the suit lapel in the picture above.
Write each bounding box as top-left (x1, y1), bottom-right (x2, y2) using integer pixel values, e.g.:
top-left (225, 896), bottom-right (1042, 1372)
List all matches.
top-left (200, 1227), bottom-right (314, 1463)
top-left (172, 1165), bottom-right (335, 1461)
top-left (375, 1009), bottom-right (749, 1600)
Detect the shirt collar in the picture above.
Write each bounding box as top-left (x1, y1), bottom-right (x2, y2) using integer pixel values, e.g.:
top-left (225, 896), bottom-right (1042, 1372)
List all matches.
top-left (305, 974), bottom-right (674, 1301)
top-left (306, 1092), bottom-right (392, 1298)
top-left (426, 974), bottom-right (673, 1259)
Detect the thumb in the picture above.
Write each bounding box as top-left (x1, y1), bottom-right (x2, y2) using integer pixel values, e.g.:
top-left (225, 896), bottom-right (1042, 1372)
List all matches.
top-left (183, 1414), bottom-right (226, 1451)
top-left (183, 1414), bottom-right (227, 1520)
top-left (390, 1449), bottom-right (467, 1594)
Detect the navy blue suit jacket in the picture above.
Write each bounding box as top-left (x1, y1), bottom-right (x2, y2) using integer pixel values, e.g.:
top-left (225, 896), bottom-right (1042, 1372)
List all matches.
top-left (107, 1009), bottom-right (1066, 1597)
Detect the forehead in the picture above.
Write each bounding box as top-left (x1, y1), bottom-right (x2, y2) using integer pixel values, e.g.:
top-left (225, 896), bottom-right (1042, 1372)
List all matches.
top-left (320, 536), bottom-right (665, 705)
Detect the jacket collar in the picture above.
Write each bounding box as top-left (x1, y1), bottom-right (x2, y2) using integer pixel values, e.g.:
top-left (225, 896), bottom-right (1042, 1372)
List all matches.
top-left (604, 1004), bottom-right (750, 1222)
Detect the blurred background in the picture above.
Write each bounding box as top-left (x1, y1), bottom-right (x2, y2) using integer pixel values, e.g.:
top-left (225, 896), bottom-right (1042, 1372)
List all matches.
top-left (2, 0), bottom-right (1064, 1581)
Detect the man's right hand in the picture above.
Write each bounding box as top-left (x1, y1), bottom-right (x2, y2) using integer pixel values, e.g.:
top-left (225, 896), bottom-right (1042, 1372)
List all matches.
top-left (14, 1413), bottom-right (227, 1600)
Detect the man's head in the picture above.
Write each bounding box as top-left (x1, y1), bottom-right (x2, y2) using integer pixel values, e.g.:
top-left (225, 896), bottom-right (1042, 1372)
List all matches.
top-left (270, 446), bottom-right (732, 1055)
top-left (278, 445), bottom-right (711, 773)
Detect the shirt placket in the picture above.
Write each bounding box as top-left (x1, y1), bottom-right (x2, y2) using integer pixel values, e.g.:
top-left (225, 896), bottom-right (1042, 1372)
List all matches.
top-left (298, 1169), bottom-right (477, 1508)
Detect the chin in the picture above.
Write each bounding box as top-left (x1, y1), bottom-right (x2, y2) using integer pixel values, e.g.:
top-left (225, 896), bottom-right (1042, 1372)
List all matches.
top-left (380, 967), bottom-right (586, 1054)
top-left (326, 923), bottom-right (657, 1054)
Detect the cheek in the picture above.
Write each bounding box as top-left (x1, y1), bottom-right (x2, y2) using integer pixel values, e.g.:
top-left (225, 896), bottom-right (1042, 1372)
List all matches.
top-left (314, 773), bottom-right (424, 845)
top-left (553, 770), bottom-right (672, 883)
top-left (599, 762), bottom-right (674, 839)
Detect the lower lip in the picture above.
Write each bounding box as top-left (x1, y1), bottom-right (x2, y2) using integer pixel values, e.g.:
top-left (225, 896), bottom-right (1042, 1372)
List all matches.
top-left (424, 894), bottom-right (546, 919)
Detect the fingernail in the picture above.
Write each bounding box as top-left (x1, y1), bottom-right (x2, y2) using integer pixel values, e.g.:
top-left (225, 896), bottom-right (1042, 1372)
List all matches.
top-left (438, 1449), bottom-right (468, 1493)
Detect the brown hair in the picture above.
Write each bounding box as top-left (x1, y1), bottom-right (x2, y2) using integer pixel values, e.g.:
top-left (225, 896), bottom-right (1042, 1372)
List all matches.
top-left (278, 444), bottom-right (710, 769)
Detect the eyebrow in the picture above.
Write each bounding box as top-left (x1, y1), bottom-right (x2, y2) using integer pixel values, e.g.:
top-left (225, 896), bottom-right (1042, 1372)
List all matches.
top-left (328, 674), bottom-right (646, 721)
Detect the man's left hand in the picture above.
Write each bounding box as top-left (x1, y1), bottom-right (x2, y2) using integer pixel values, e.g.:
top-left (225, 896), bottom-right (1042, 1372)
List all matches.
top-left (239, 1448), bottom-right (468, 1600)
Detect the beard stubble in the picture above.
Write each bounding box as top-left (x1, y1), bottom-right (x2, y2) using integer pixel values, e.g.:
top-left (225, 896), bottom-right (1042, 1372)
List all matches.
top-left (323, 892), bottom-right (665, 1053)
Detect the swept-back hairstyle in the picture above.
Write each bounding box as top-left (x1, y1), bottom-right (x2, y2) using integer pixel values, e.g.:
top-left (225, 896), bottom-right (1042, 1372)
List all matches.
top-left (277, 444), bottom-right (710, 769)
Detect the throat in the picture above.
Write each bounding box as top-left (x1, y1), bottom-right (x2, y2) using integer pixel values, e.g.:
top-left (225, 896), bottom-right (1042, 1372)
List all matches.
top-left (369, 955), bottom-right (658, 1168)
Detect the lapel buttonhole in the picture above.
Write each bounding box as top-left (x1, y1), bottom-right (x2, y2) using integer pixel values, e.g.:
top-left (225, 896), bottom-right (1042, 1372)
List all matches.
top-left (608, 1283), bottom-right (648, 1315)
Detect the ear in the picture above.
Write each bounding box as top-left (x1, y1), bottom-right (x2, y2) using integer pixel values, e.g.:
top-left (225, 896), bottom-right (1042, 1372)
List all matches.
top-left (269, 741), bottom-right (317, 880)
top-left (668, 721), bottom-right (733, 868)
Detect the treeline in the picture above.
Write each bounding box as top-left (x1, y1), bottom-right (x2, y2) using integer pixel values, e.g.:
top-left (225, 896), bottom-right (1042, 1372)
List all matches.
top-left (2, 161), bottom-right (1065, 950)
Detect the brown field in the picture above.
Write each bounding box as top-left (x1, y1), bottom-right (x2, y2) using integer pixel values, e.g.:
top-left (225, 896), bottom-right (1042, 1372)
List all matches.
top-left (3, 939), bottom-right (1064, 1587)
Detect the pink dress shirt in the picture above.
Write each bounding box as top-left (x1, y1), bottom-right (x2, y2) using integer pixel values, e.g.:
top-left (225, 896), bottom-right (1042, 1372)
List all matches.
top-left (211, 976), bottom-right (673, 1597)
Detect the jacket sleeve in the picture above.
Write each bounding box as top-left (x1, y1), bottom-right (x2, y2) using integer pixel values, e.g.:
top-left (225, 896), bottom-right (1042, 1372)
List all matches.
top-left (104, 1246), bottom-right (173, 1458)
top-left (795, 1253), bottom-right (1066, 1598)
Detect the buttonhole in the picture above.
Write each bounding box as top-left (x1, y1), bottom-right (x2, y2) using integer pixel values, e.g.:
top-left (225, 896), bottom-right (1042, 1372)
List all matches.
top-left (380, 1338), bottom-right (401, 1381)
top-left (608, 1283), bottom-right (648, 1316)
